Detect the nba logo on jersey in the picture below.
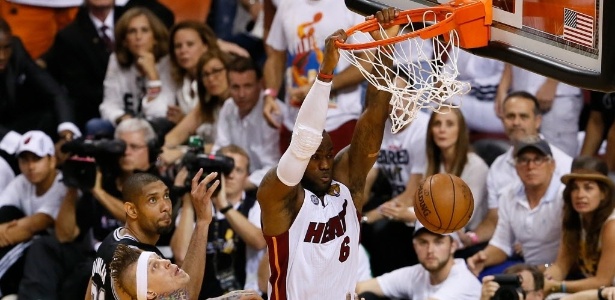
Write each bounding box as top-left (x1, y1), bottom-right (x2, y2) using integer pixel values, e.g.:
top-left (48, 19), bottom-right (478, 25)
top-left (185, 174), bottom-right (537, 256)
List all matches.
top-left (310, 194), bottom-right (319, 205)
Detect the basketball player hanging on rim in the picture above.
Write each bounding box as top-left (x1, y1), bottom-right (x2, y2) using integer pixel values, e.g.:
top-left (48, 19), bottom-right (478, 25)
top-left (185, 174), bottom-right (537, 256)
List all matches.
top-left (257, 8), bottom-right (400, 300)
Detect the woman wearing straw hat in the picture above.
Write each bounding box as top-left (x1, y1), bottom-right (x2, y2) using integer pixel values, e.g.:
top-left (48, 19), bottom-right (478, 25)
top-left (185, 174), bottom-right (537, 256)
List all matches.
top-left (543, 156), bottom-right (615, 296)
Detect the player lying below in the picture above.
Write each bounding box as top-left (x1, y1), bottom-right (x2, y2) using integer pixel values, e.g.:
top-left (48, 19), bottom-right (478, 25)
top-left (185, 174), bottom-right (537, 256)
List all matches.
top-left (110, 244), bottom-right (263, 300)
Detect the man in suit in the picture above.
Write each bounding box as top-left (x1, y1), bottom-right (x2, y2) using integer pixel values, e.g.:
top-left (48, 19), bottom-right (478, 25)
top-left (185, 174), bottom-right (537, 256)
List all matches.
top-left (41, 0), bottom-right (174, 135)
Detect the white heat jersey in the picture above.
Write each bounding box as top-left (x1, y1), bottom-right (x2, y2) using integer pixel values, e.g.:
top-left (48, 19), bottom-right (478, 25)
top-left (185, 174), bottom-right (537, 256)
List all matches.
top-left (265, 181), bottom-right (360, 300)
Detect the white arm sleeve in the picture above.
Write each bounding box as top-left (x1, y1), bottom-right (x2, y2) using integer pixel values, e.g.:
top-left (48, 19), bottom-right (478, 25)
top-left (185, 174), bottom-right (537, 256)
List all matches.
top-left (276, 79), bottom-right (331, 186)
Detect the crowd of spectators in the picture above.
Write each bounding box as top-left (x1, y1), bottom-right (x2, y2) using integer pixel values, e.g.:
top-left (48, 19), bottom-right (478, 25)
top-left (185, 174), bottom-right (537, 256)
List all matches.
top-left (0, 0), bottom-right (614, 299)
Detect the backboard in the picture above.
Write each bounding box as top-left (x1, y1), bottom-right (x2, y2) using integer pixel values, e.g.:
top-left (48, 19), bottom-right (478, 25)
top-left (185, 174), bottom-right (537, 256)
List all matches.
top-left (345, 0), bottom-right (615, 92)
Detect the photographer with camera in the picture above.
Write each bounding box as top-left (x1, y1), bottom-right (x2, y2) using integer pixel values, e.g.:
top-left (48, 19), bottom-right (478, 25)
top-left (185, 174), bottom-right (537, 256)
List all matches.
top-left (481, 264), bottom-right (545, 300)
top-left (171, 144), bottom-right (266, 298)
top-left (17, 118), bottom-right (167, 299)
top-left (355, 221), bottom-right (481, 300)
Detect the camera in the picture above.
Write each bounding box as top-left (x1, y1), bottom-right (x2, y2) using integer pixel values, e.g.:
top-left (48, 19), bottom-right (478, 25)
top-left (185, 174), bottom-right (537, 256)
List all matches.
top-left (60, 138), bottom-right (126, 190)
top-left (181, 152), bottom-right (235, 186)
top-left (492, 274), bottom-right (523, 300)
top-left (180, 136), bottom-right (234, 189)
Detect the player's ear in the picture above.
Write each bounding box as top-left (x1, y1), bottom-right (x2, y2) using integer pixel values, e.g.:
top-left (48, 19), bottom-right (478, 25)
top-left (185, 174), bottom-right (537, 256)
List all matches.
top-left (450, 236), bottom-right (458, 254)
top-left (147, 290), bottom-right (157, 299)
top-left (124, 202), bottom-right (138, 219)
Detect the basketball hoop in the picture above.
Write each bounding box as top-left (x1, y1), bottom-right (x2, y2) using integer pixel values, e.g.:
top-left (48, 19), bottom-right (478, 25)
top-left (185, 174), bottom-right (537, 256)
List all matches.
top-left (337, 0), bottom-right (492, 133)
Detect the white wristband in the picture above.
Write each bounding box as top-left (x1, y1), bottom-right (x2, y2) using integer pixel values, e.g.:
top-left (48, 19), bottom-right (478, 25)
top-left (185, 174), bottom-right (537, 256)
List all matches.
top-left (146, 80), bottom-right (162, 89)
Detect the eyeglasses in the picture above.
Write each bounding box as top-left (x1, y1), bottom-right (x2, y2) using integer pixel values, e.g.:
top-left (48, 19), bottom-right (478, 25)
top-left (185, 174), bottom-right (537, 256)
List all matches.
top-left (515, 155), bottom-right (551, 167)
top-left (126, 143), bottom-right (148, 151)
top-left (201, 67), bottom-right (225, 79)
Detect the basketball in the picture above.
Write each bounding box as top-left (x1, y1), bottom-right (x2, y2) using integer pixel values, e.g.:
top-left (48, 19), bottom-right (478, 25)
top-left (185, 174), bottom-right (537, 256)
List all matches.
top-left (414, 174), bottom-right (474, 234)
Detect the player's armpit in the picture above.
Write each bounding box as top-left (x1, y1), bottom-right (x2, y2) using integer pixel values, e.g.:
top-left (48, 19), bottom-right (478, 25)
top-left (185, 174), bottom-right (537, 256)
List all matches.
top-left (257, 167), bottom-right (303, 236)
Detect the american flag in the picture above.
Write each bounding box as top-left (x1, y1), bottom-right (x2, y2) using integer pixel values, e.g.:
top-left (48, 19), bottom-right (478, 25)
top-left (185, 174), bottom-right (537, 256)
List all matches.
top-left (563, 8), bottom-right (594, 48)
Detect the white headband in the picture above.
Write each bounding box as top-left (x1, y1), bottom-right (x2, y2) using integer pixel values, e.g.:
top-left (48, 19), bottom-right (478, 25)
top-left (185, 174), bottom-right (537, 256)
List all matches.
top-left (136, 251), bottom-right (155, 300)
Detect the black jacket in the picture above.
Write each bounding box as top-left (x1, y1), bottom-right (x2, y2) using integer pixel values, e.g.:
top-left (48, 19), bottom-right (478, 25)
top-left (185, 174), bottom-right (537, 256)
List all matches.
top-left (43, 6), bottom-right (113, 130)
top-left (0, 37), bottom-right (75, 139)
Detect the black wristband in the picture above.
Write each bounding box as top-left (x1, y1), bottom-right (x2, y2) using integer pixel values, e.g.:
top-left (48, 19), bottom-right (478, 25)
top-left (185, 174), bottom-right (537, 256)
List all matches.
top-left (598, 286), bottom-right (607, 300)
top-left (219, 204), bottom-right (233, 214)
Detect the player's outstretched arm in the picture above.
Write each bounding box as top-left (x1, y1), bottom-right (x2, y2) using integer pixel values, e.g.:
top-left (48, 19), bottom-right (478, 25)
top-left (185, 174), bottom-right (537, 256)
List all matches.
top-left (257, 30), bottom-right (346, 236)
top-left (334, 8), bottom-right (400, 212)
top-left (182, 170), bottom-right (219, 299)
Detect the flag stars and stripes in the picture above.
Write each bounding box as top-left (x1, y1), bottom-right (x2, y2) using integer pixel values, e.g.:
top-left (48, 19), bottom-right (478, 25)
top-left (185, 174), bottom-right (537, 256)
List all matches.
top-left (563, 8), bottom-right (594, 48)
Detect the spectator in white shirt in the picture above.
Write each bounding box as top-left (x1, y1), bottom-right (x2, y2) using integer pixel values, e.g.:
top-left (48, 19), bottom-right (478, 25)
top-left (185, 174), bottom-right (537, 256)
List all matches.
top-left (472, 91), bottom-right (572, 245)
top-left (0, 131), bottom-right (66, 296)
top-left (356, 221), bottom-right (481, 300)
top-left (467, 137), bottom-right (564, 278)
top-left (95, 8), bottom-right (175, 137)
top-left (212, 57), bottom-right (283, 189)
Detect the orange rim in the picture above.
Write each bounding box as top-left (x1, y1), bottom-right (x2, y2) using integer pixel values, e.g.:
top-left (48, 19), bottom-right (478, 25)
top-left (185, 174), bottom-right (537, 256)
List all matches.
top-left (336, 0), bottom-right (492, 50)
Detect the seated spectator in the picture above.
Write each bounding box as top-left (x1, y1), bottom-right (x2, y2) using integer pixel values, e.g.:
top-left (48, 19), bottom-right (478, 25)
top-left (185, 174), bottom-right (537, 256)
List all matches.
top-left (360, 109), bottom-right (429, 275)
top-left (543, 156), bottom-right (615, 295)
top-left (93, 7), bottom-right (175, 137)
top-left (0, 18), bottom-right (81, 159)
top-left (85, 170), bottom-right (219, 300)
top-left (110, 244), bottom-right (263, 300)
top-left (18, 118), bottom-right (164, 299)
top-left (480, 264), bottom-right (545, 300)
top-left (167, 21), bottom-right (220, 124)
top-left (172, 145), bottom-right (266, 298)
top-left (40, 0), bottom-right (176, 134)
top-left (162, 51), bottom-right (233, 164)
top-left (355, 221), bottom-right (481, 299)
top-left (580, 92), bottom-right (615, 181)
top-left (212, 57), bottom-right (282, 189)
top-left (496, 64), bottom-right (582, 157)
top-left (40, 0), bottom-right (116, 132)
top-left (467, 137), bottom-right (564, 277)
top-left (0, 131), bottom-right (66, 296)
top-left (473, 91), bottom-right (572, 247)
top-left (422, 108), bottom-right (490, 256)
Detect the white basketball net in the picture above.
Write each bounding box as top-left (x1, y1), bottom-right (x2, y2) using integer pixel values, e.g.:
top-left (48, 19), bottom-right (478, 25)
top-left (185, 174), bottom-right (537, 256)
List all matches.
top-left (339, 11), bottom-right (470, 133)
